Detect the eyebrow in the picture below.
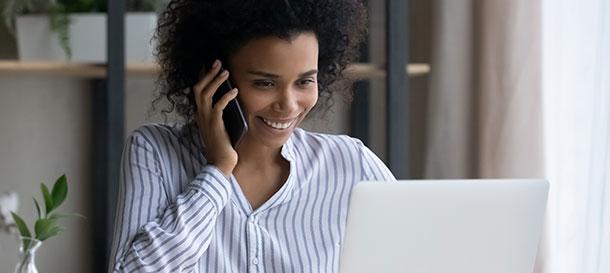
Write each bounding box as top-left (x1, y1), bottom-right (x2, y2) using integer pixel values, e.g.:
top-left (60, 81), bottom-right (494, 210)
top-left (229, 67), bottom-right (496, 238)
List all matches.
top-left (247, 69), bottom-right (318, 78)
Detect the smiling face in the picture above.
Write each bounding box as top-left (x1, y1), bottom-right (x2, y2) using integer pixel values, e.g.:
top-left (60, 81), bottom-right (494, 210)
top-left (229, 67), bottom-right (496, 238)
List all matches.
top-left (228, 32), bottom-right (319, 150)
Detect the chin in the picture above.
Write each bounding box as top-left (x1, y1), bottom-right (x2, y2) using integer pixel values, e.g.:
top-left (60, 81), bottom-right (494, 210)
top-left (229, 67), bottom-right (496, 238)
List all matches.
top-left (256, 130), bottom-right (293, 148)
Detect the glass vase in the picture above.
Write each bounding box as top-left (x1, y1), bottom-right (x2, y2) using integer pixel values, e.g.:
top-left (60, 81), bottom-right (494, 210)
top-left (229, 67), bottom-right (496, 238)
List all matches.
top-left (14, 237), bottom-right (42, 273)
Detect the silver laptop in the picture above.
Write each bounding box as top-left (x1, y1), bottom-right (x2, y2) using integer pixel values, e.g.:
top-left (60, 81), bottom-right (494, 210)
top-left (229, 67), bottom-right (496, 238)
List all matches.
top-left (339, 179), bottom-right (549, 273)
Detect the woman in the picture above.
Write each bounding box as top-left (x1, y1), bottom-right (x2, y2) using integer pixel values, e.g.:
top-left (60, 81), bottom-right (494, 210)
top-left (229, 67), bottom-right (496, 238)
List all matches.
top-left (109, 0), bottom-right (395, 272)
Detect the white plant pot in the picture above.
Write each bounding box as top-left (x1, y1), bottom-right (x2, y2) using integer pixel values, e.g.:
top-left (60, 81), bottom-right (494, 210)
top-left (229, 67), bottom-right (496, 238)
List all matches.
top-left (16, 12), bottom-right (157, 62)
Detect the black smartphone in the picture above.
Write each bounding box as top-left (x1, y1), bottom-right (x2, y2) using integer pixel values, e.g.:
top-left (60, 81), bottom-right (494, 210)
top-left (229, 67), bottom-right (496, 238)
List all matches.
top-left (211, 67), bottom-right (248, 148)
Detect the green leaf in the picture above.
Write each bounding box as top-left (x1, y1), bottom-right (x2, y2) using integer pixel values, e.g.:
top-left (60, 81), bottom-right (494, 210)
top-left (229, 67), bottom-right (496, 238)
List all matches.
top-left (51, 174), bottom-right (68, 209)
top-left (35, 218), bottom-right (52, 237)
top-left (41, 183), bottom-right (54, 214)
top-left (11, 212), bottom-right (31, 239)
top-left (33, 198), bottom-right (42, 219)
top-left (35, 218), bottom-right (61, 241)
top-left (48, 4), bottom-right (72, 60)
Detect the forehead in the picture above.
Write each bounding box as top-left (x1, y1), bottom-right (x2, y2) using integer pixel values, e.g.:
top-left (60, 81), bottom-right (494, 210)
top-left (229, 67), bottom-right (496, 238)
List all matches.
top-left (229, 32), bottom-right (319, 73)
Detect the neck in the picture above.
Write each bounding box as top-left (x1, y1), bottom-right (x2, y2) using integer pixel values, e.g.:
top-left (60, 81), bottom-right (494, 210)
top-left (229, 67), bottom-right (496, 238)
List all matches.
top-left (235, 136), bottom-right (285, 170)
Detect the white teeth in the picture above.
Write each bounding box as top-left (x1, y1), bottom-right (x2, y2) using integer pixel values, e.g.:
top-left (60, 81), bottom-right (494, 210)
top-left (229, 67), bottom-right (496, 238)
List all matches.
top-left (262, 118), bottom-right (294, 129)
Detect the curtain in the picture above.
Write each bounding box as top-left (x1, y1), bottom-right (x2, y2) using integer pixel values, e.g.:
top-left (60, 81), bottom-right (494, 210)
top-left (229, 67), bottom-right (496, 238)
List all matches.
top-left (542, 0), bottom-right (610, 272)
top-left (425, 0), bottom-right (542, 179)
top-left (425, 0), bottom-right (476, 178)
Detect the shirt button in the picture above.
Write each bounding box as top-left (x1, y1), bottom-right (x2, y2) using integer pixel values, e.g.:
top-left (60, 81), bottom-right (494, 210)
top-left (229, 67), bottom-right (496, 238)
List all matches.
top-left (252, 258), bottom-right (259, 265)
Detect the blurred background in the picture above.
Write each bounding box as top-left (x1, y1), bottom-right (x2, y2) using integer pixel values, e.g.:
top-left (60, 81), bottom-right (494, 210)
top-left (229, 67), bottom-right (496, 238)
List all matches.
top-left (0, 0), bottom-right (608, 273)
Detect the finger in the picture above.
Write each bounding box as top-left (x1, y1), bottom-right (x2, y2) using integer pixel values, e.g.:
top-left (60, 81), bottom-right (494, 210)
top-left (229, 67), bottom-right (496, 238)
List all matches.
top-left (203, 69), bottom-right (230, 101)
top-left (193, 60), bottom-right (221, 95)
top-left (213, 88), bottom-right (239, 116)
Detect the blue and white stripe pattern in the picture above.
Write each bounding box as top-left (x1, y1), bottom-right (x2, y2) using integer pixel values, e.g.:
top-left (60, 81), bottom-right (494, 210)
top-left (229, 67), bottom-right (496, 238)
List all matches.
top-left (109, 122), bottom-right (395, 273)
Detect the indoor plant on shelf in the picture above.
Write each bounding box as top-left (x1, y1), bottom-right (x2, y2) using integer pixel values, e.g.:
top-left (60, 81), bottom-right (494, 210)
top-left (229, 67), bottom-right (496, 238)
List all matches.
top-left (0, 0), bottom-right (163, 62)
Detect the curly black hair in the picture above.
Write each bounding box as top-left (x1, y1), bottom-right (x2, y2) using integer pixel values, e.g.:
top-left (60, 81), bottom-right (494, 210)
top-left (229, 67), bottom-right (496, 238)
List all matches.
top-left (152, 0), bottom-right (368, 124)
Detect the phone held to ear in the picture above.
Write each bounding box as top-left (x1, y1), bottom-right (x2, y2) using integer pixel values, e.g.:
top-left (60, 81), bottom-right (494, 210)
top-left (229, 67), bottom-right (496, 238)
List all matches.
top-left (211, 67), bottom-right (248, 148)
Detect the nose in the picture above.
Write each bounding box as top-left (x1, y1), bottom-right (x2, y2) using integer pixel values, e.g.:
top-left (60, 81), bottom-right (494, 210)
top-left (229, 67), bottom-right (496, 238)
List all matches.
top-left (272, 87), bottom-right (299, 113)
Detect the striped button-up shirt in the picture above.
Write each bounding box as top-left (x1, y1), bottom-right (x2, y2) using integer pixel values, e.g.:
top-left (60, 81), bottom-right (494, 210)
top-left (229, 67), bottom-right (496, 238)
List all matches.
top-left (109, 122), bottom-right (395, 273)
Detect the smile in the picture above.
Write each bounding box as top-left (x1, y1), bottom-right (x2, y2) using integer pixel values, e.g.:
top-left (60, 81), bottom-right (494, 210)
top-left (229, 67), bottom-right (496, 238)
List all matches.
top-left (261, 117), bottom-right (296, 130)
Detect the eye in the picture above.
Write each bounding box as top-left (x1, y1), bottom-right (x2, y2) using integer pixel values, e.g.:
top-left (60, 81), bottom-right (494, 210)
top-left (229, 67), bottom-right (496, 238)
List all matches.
top-left (297, 78), bottom-right (316, 87)
top-left (253, 80), bottom-right (275, 89)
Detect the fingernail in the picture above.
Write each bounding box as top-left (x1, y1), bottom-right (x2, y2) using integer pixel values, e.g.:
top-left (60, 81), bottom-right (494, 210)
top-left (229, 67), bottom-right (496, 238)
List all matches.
top-left (222, 70), bottom-right (229, 76)
top-left (212, 60), bottom-right (220, 68)
top-left (231, 88), bottom-right (238, 94)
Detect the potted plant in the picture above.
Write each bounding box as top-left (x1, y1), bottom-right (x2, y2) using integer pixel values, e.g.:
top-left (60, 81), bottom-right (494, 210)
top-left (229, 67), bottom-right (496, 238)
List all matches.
top-left (0, 0), bottom-right (163, 62)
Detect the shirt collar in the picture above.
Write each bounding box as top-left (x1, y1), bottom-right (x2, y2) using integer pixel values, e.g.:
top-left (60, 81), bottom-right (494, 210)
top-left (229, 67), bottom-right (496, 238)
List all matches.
top-left (280, 131), bottom-right (295, 162)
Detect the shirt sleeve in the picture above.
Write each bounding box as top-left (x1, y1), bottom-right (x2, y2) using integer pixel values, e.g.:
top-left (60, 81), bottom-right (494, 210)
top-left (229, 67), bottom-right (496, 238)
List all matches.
top-left (108, 130), bottom-right (232, 273)
top-left (354, 138), bottom-right (397, 181)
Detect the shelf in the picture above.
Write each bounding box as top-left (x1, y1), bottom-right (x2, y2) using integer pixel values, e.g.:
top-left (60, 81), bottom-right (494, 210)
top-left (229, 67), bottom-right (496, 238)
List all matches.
top-left (345, 63), bottom-right (430, 79)
top-left (0, 61), bottom-right (159, 78)
top-left (0, 61), bottom-right (430, 79)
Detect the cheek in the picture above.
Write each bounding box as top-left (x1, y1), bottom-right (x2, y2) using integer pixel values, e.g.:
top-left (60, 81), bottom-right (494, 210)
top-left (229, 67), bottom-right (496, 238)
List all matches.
top-left (301, 86), bottom-right (318, 106)
top-left (237, 89), bottom-right (267, 113)
top-left (306, 89), bottom-right (319, 110)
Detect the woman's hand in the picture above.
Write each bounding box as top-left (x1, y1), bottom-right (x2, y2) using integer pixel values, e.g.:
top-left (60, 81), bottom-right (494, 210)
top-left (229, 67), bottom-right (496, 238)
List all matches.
top-left (193, 60), bottom-right (239, 177)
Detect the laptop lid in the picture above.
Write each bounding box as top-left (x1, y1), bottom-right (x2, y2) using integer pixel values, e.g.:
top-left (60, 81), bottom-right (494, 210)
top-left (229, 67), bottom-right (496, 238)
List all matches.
top-left (338, 179), bottom-right (549, 273)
